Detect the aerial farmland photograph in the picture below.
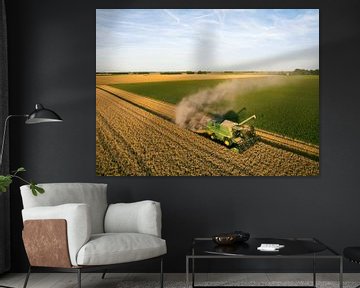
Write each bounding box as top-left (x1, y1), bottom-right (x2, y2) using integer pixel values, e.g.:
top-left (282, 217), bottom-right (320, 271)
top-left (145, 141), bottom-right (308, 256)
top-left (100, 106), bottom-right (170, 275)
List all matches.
top-left (96, 9), bottom-right (319, 176)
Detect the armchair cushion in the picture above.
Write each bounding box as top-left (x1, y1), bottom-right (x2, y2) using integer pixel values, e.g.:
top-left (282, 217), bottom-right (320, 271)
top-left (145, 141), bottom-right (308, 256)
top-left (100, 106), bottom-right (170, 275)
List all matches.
top-left (22, 203), bottom-right (91, 266)
top-left (104, 201), bottom-right (162, 237)
top-left (76, 233), bottom-right (167, 266)
top-left (21, 183), bottom-right (108, 234)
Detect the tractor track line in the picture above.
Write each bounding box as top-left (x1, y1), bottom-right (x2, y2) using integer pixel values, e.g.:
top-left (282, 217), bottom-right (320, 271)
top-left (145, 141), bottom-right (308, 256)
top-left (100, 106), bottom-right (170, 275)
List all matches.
top-left (256, 129), bottom-right (319, 161)
top-left (97, 85), bottom-right (174, 121)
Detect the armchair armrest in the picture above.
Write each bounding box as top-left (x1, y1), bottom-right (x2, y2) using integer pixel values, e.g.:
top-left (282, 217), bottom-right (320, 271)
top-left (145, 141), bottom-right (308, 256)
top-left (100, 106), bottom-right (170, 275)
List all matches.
top-left (22, 203), bottom-right (91, 266)
top-left (104, 200), bottom-right (162, 237)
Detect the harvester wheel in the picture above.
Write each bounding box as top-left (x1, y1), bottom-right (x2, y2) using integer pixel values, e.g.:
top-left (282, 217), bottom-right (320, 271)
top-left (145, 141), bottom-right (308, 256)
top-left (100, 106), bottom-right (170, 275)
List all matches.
top-left (210, 134), bottom-right (215, 140)
top-left (224, 138), bottom-right (232, 147)
top-left (231, 147), bottom-right (239, 153)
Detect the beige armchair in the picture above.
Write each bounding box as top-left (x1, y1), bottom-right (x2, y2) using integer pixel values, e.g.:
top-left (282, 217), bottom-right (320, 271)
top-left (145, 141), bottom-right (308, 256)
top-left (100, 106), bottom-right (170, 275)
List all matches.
top-left (20, 183), bottom-right (166, 288)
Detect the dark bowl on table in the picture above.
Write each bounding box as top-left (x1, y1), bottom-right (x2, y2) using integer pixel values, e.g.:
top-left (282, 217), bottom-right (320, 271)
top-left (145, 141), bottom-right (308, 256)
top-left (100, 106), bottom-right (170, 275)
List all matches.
top-left (212, 234), bottom-right (238, 245)
top-left (212, 231), bottom-right (250, 245)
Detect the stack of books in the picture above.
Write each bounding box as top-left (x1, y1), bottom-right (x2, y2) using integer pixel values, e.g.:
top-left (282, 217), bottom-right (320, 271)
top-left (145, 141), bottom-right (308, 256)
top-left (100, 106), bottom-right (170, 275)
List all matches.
top-left (257, 243), bottom-right (285, 252)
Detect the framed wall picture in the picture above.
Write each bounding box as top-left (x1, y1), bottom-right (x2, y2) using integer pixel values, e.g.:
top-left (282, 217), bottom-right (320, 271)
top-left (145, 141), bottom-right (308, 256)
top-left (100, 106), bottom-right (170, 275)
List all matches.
top-left (96, 9), bottom-right (319, 176)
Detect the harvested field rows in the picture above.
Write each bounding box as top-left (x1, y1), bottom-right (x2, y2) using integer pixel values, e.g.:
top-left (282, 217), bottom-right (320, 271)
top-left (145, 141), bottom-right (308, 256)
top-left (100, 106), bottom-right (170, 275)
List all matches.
top-left (98, 85), bottom-right (319, 160)
top-left (96, 73), bottom-right (269, 85)
top-left (97, 85), bottom-right (175, 120)
top-left (96, 88), bottom-right (319, 176)
top-left (256, 129), bottom-right (319, 160)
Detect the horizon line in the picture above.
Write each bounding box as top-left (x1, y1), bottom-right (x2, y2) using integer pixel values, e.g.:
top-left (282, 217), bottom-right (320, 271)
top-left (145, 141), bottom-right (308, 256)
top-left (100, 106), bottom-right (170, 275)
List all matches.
top-left (96, 68), bottom-right (319, 73)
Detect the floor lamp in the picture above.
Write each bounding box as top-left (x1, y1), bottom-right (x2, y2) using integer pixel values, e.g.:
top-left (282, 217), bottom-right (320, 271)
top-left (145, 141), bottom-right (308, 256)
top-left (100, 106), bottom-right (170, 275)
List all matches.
top-left (0, 103), bottom-right (62, 288)
top-left (0, 104), bottom-right (63, 167)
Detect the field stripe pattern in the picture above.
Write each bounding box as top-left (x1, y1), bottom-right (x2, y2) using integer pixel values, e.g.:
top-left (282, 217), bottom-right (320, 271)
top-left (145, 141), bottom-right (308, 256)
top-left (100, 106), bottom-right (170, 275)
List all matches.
top-left (98, 85), bottom-right (319, 160)
top-left (256, 129), bottom-right (319, 160)
top-left (96, 88), bottom-right (319, 176)
top-left (98, 84), bottom-right (175, 120)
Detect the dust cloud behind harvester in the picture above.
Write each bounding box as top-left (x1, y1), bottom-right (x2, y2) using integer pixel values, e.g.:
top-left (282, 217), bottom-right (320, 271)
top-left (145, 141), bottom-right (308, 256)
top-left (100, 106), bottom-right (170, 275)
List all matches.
top-left (175, 77), bottom-right (285, 130)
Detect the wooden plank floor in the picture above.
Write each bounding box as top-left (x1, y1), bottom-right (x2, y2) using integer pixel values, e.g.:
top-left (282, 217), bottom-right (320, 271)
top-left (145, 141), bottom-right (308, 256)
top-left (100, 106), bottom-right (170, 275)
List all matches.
top-left (1, 273), bottom-right (360, 288)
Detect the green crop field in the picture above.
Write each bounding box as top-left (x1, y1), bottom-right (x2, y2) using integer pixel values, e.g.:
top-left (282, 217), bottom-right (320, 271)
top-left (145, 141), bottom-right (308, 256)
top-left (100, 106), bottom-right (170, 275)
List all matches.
top-left (111, 79), bottom-right (224, 104)
top-left (110, 75), bottom-right (319, 145)
top-left (231, 76), bottom-right (319, 145)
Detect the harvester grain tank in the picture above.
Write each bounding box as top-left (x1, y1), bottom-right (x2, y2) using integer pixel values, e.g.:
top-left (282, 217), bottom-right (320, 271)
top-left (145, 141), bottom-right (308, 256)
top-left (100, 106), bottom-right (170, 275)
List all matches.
top-left (205, 115), bottom-right (257, 150)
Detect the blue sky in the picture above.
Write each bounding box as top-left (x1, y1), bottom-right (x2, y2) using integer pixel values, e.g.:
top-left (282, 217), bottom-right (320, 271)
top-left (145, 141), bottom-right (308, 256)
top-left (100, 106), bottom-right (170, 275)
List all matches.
top-left (96, 9), bottom-right (319, 72)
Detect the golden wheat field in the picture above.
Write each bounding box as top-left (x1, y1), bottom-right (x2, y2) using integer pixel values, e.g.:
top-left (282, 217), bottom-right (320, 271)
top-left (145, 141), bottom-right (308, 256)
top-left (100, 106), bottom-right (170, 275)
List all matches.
top-left (96, 73), bottom-right (269, 85)
top-left (96, 88), bottom-right (319, 176)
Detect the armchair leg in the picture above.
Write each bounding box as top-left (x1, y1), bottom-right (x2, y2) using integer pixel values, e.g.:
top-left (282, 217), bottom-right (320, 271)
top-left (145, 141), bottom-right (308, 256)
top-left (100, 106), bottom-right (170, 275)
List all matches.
top-left (160, 257), bottom-right (164, 288)
top-left (101, 270), bottom-right (107, 279)
top-left (77, 269), bottom-right (81, 288)
top-left (23, 266), bottom-right (31, 288)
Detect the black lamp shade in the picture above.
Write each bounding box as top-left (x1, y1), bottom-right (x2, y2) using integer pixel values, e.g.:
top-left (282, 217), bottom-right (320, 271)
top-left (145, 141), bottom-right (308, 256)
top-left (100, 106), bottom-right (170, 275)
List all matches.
top-left (25, 104), bottom-right (63, 124)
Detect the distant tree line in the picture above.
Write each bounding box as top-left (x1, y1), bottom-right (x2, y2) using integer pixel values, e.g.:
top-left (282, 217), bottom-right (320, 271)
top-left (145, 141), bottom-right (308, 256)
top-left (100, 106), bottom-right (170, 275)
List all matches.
top-left (161, 71), bottom-right (210, 74)
top-left (186, 71), bottom-right (209, 74)
top-left (96, 72), bottom-right (151, 75)
top-left (291, 69), bottom-right (319, 75)
top-left (96, 69), bottom-right (319, 76)
top-left (160, 72), bottom-right (183, 75)
top-left (107, 72), bottom-right (129, 75)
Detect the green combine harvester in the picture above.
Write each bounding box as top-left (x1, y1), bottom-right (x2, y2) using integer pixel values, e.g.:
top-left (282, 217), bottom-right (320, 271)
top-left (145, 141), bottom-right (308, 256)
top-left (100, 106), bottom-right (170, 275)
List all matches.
top-left (203, 115), bottom-right (257, 152)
